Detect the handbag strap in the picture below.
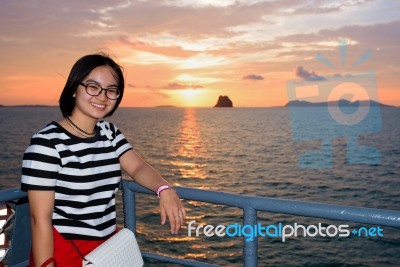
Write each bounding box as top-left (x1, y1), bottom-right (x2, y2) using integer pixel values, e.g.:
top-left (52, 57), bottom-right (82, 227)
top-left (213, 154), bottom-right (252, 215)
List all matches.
top-left (70, 182), bottom-right (127, 260)
top-left (70, 123), bottom-right (127, 259)
top-left (121, 181), bottom-right (127, 228)
top-left (70, 240), bottom-right (88, 261)
top-left (99, 120), bottom-right (127, 227)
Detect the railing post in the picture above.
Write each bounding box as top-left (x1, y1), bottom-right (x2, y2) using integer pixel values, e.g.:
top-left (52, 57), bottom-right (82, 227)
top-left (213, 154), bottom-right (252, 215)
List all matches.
top-left (9, 198), bottom-right (31, 266)
top-left (243, 207), bottom-right (258, 267)
top-left (122, 180), bottom-right (136, 232)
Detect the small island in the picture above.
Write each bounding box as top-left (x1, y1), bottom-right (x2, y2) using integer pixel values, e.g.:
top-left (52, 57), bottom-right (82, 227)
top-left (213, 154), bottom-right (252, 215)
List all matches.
top-left (286, 100), bottom-right (393, 108)
top-left (214, 95), bottom-right (233, 107)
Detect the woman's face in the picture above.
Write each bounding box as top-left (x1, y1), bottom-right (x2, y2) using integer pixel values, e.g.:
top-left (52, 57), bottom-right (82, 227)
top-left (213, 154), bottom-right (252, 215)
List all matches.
top-left (72, 65), bottom-right (119, 120)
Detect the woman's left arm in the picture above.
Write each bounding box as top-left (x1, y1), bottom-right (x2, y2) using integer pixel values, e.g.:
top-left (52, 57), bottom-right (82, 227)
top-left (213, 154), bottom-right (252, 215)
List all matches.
top-left (119, 149), bottom-right (186, 234)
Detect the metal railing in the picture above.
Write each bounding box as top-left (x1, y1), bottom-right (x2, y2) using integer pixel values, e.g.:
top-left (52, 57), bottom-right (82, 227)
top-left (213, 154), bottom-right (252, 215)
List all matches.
top-left (122, 180), bottom-right (400, 266)
top-left (1, 181), bottom-right (400, 266)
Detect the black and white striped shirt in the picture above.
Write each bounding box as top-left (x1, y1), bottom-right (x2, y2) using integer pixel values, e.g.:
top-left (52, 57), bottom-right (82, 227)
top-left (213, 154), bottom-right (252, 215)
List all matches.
top-left (21, 120), bottom-right (133, 240)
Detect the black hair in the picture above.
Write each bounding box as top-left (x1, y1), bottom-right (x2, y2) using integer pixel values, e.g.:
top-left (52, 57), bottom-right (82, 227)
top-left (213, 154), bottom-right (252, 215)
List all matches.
top-left (59, 53), bottom-right (125, 117)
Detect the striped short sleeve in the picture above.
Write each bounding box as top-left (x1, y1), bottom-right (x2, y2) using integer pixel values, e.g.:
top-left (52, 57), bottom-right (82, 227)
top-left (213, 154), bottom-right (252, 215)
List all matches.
top-left (98, 121), bottom-right (133, 156)
top-left (21, 131), bottom-right (60, 191)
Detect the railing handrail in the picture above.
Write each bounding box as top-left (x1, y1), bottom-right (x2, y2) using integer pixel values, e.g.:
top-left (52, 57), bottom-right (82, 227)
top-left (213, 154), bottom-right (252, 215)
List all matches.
top-left (4, 184), bottom-right (399, 226)
top-left (2, 183), bottom-right (400, 266)
top-left (0, 188), bottom-right (27, 203)
top-left (124, 181), bottom-right (400, 227)
top-left (123, 181), bottom-right (400, 266)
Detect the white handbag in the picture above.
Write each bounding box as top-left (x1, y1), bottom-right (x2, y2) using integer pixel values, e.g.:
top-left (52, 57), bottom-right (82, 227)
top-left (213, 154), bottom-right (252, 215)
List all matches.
top-left (82, 228), bottom-right (143, 267)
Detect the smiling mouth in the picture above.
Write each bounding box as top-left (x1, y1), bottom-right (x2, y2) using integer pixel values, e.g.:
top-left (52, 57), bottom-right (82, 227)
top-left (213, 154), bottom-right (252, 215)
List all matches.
top-left (91, 102), bottom-right (106, 109)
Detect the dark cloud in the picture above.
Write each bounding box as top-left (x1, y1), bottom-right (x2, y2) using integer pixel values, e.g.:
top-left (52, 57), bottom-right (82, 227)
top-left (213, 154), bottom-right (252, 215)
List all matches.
top-left (162, 82), bottom-right (203, 90)
top-left (242, 74), bottom-right (264, 80)
top-left (285, 0), bottom-right (374, 16)
top-left (331, 73), bottom-right (353, 79)
top-left (276, 20), bottom-right (400, 71)
top-left (127, 83), bottom-right (136, 88)
top-left (296, 66), bottom-right (326, 81)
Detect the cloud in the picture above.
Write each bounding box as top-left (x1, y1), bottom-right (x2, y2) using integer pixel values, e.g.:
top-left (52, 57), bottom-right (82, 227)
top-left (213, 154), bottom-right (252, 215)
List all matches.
top-left (112, 0), bottom-right (291, 37)
top-left (1, 0), bottom-right (399, 107)
top-left (162, 82), bottom-right (204, 90)
top-left (116, 36), bottom-right (199, 58)
top-left (274, 20), bottom-right (400, 66)
top-left (242, 74), bottom-right (264, 80)
top-left (295, 66), bottom-right (326, 81)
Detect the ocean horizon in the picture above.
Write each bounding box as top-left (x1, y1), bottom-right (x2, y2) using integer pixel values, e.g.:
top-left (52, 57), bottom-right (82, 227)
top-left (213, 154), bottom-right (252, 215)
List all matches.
top-left (1, 98), bottom-right (399, 109)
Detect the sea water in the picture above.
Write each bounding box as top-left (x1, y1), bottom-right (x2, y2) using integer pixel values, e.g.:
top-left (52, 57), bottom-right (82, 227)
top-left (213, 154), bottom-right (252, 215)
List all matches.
top-left (0, 106), bottom-right (399, 266)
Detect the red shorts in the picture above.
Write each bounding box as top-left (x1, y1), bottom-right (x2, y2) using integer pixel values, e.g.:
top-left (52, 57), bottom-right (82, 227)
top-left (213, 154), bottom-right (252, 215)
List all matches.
top-left (30, 227), bottom-right (111, 267)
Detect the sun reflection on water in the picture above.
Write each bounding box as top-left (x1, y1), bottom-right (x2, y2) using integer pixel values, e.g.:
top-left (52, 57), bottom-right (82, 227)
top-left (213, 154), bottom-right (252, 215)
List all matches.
top-left (170, 108), bottom-right (208, 180)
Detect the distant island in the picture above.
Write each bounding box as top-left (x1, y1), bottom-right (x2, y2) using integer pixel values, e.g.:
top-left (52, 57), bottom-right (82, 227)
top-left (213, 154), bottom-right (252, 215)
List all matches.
top-left (214, 95), bottom-right (233, 107)
top-left (0, 104), bottom-right (56, 108)
top-left (1, 100), bottom-right (397, 109)
top-left (286, 100), bottom-right (395, 108)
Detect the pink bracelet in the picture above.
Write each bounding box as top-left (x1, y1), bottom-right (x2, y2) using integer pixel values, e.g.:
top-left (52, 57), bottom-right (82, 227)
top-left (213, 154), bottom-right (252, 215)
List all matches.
top-left (156, 184), bottom-right (171, 198)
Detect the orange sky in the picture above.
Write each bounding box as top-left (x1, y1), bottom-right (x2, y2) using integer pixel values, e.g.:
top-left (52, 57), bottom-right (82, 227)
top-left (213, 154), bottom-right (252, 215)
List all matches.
top-left (0, 1), bottom-right (399, 107)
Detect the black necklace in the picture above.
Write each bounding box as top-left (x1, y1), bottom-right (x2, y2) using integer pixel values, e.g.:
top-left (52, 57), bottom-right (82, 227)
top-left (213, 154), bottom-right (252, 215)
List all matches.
top-left (66, 117), bottom-right (96, 136)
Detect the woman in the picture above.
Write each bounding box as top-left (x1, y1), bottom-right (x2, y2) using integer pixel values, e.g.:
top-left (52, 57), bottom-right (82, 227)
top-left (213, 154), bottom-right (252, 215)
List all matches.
top-left (21, 53), bottom-right (186, 267)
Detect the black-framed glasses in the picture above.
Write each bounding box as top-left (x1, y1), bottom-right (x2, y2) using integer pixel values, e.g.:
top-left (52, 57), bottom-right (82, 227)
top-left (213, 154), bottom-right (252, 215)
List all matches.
top-left (80, 82), bottom-right (120, 100)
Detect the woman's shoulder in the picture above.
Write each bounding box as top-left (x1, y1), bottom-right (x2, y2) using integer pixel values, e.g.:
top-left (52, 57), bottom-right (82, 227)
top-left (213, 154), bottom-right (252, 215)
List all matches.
top-left (26, 122), bottom-right (62, 149)
top-left (97, 120), bottom-right (119, 132)
top-left (97, 120), bottom-right (113, 128)
top-left (32, 121), bottom-right (60, 138)
top-left (97, 120), bottom-right (120, 140)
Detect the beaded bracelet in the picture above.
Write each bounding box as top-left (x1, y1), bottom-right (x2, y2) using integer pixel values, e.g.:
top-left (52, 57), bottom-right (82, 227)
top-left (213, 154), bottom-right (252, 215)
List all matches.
top-left (40, 257), bottom-right (55, 267)
top-left (156, 184), bottom-right (172, 198)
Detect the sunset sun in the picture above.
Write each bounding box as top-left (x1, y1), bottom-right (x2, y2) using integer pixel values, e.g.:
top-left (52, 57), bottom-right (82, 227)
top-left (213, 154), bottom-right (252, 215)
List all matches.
top-left (181, 89), bottom-right (199, 98)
